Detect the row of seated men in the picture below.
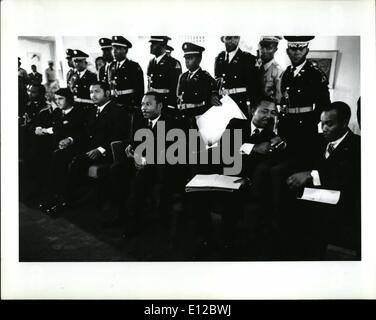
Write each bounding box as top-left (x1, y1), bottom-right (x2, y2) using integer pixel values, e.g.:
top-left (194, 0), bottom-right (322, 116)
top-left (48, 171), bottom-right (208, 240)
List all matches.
top-left (19, 77), bottom-right (360, 260)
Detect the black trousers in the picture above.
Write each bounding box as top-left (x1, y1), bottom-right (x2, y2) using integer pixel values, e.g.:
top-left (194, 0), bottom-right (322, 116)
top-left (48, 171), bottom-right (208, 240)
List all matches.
top-left (47, 146), bottom-right (80, 199)
top-left (66, 153), bottom-right (110, 202)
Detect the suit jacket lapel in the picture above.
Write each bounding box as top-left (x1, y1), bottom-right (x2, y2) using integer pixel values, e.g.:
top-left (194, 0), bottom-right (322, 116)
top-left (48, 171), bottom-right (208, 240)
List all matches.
top-left (230, 48), bottom-right (242, 65)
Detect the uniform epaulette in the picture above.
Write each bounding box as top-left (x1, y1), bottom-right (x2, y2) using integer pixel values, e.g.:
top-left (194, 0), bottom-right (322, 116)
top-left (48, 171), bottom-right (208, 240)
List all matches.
top-left (202, 70), bottom-right (212, 77)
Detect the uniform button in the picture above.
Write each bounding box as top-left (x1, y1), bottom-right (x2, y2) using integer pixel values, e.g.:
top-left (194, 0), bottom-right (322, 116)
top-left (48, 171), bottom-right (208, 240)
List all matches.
top-left (195, 93), bottom-right (198, 95)
top-left (299, 121), bottom-right (302, 124)
top-left (234, 76), bottom-right (237, 78)
top-left (90, 135), bottom-right (93, 138)
top-left (222, 73), bottom-right (225, 76)
top-left (297, 89), bottom-right (301, 92)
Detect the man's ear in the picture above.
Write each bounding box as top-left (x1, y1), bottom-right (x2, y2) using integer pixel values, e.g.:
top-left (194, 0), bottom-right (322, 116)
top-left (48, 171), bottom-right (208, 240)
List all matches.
top-left (106, 89), bottom-right (111, 97)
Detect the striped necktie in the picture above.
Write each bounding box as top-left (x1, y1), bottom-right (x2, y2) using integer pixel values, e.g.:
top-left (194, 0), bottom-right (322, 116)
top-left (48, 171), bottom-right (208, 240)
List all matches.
top-left (326, 142), bottom-right (335, 158)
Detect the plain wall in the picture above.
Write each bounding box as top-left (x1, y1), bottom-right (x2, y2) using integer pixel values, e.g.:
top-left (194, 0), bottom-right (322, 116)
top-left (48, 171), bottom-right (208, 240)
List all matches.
top-left (18, 37), bottom-right (56, 84)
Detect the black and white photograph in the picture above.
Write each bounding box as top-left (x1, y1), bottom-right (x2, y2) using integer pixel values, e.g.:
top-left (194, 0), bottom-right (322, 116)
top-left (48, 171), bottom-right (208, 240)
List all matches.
top-left (2, 0), bottom-right (376, 300)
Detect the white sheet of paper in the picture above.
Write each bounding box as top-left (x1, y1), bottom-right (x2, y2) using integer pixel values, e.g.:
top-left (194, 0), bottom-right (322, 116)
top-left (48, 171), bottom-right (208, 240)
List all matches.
top-left (196, 95), bottom-right (247, 144)
top-left (186, 174), bottom-right (243, 190)
top-left (298, 187), bottom-right (341, 205)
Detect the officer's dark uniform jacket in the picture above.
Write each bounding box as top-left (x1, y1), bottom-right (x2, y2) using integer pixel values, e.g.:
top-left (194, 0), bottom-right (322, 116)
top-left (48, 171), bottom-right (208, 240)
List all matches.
top-left (278, 60), bottom-right (331, 156)
top-left (147, 54), bottom-right (182, 107)
top-left (70, 69), bottom-right (97, 108)
top-left (108, 59), bottom-right (144, 107)
top-left (66, 68), bottom-right (76, 92)
top-left (214, 49), bottom-right (261, 114)
top-left (97, 62), bottom-right (112, 84)
top-left (176, 68), bottom-right (218, 117)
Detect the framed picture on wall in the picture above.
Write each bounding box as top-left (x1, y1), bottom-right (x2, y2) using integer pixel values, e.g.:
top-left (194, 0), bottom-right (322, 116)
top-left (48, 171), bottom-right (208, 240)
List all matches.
top-left (307, 50), bottom-right (338, 89)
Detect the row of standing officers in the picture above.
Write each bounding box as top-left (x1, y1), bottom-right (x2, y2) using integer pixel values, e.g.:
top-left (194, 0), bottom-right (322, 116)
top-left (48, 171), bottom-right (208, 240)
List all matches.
top-left (65, 35), bottom-right (330, 156)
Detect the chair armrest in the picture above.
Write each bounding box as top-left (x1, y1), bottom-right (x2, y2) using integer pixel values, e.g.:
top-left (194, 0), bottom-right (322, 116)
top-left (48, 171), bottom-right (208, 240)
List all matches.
top-left (111, 140), bottom-right (126, 164)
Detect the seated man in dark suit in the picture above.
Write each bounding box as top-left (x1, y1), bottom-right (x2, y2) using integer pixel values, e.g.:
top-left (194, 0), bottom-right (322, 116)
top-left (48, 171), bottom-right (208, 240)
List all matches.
top-left (282, 101), bottom-right (361, 260)
top-left (190, 99), bottom-right (286, 258)
top-left (52, 81), bottom-right (128, 212)
top-left (109, 92), bottom-right (173, 235)
top-left (37, 88), bottom-right (87, 213)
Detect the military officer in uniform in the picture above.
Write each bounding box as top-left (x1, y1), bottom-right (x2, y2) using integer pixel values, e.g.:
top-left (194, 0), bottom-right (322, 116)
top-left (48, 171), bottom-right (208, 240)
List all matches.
top-left (278, 36), bottom-right (331, 159)
top-left (256, 36), bottom-right (283, 104)
top-left (70, 49), bottom-right (97, 111)
top-left (108, 36), bottom-right (144, 137)
top-left (65, 49), bottom-right (76, 92)
top-left (147, 36), bottom-right (182, 111)
top-left (176, 42), bottom-right (221, 130)
top-left (97, 38), bottom-right (114, 83)
top-left (214, 36), bottom-right (261, 118)
top-left (108, 36), bottom-right (144, 107)
top-left (270, 36), bottom-right (332, 222)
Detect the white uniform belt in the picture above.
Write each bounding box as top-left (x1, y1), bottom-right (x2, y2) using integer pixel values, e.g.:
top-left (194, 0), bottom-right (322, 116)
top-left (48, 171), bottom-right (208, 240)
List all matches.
top-left (286, 105), bottom-right (315, 114)
top-left (149, 87), bottom-right (170, 93)
top-left (111, 89), bottom-right (135, 96)
top-left (74, 97), bottom-right (94, 104)
top-left (177, 102), bottom-right (205, 110)
top-left (220, 87), bottom-right (247, 95)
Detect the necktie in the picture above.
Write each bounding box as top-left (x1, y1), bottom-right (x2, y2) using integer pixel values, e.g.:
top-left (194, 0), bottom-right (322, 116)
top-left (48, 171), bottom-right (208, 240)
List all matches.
top-left (148, 120), bottom-right (153, 128)
top-left (291, 66), bottom-right (297, 76)
top-left (188, 71), bottom-right (193, 79)
top-left (326, 142), bottom-right (335, 158)
top-left (253, 128), bottom-right (260, 135)
top-left (225, 52), bottom-right (229, 64)
top-left (96, 107), bottom-right (101, 118)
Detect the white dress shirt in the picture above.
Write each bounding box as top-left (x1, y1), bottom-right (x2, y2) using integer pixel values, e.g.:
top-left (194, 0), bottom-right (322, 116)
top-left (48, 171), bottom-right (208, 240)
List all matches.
top-left (292, 60), bottom-right (307, 77)
top-left (239, 121), bottom-right (264, 155)
top-left (311, 131), bottom-right (349, 185)
top-left (78, 69), bottom-right (87, 78)
top-left (149, 115), bottom-right (161, 128)
top-left (155, 53), bottom-right (167, 64)
top-left (96, 100), bottom-right (112, 155)
top-left (226, 46), bottom-right (239, 63)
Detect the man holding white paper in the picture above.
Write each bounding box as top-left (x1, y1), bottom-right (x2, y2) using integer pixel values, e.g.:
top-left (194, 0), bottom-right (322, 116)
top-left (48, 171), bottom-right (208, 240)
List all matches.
top-left (225, 99), bottom-right (286, 203)
top-left (283, 102), bottom-right (361, 259)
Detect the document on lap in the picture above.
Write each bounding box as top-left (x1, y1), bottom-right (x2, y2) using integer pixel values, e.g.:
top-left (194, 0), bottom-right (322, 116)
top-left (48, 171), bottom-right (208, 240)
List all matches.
top-left (185, 174), bottom-right (245, 192)
top-left (298, 187), bottom-right (341, 205)
top-left (196, 95), bottom-right (247, 145)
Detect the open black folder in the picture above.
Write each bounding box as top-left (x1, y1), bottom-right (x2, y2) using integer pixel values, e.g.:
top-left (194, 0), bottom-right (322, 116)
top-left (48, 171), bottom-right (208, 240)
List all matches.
top-left (185, 174), bottom-right (245, 192)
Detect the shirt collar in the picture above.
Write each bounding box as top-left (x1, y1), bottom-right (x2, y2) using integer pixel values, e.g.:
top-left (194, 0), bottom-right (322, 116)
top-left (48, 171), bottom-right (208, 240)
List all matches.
top-left (251, 121), bottom-right (264, 134)
top-left (96, 100), bottom-right (111, 113)
top-left (79, 69), bottom-right (87, 78)
top-left (63, 106), bottom-right (74, 115)
top-left (150, 115), bottom-right (161, 128)
top-left (292, 59), bottom-right (307, 76)
top-left (263, 59), bottom-right (275, 71)
top-left (117, 59), bottom-right (127, 68)
top-left (328, 130), bottom-right (349, 149)
top-left (188, 67), bottom-right (200, 78)
top-left (155, 53), bottom-right (167, 64)
top-left (227, 46), bottom-right (239, 63)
